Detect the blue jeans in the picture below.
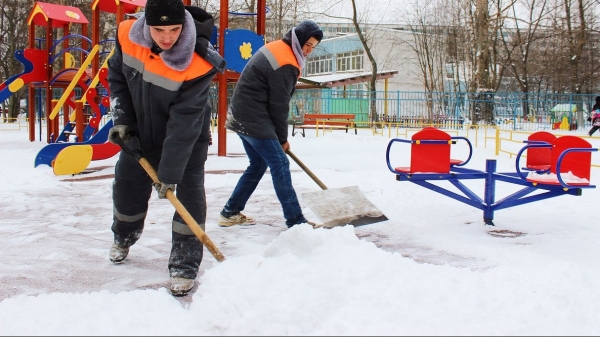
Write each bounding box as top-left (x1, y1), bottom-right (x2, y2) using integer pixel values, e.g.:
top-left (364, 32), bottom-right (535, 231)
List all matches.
top-left (221, 134), bottom-right (307, 227)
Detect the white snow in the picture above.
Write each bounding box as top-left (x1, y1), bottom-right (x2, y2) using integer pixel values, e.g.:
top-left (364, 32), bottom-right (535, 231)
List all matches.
top-left (0, 126), bottom-right (599, 335)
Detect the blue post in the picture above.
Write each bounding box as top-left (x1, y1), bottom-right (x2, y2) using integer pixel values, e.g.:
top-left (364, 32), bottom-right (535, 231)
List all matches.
top-left (483, 159), bottom-right (496, 226)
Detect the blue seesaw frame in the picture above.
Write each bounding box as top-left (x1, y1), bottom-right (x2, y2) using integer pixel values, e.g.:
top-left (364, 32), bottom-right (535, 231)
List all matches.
top-left (385, 129), bottom-right (597, 226)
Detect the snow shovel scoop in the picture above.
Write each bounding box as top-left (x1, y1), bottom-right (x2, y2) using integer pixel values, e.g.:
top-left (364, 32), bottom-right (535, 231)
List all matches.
top-left (114, 135), bottom-right (225, 262)
top-left (286, 150), bottom-right (388, 228)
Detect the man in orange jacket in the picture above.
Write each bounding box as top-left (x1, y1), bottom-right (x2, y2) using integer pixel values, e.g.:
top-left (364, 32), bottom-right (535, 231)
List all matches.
top-left (218, 20), bottom-right (323, 228)
top-left (106, 0), bottom-right (224, 296)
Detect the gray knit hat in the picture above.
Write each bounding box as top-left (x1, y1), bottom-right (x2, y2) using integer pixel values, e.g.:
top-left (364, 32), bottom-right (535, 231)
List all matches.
top-left (145, 0), bottom-right (186, 26)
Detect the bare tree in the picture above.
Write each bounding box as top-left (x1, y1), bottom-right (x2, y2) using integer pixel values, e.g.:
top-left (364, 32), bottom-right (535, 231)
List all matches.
top-left (496, 0), bottom-right (549, 118)
top-left (547, 0), bottom-right (599, 95)
top-left (348, 0), bottom-right (380, 124)
top-left (306, 0), bottom-right (399, 124)
top-left (0, 0), bottom-right (33, 122)
top-left (399, 0), bottom-right (451, 119)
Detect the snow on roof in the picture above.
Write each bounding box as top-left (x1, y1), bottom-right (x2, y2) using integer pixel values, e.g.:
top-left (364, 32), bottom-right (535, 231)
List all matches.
top-left (298, 70), bottom-right (399, 88)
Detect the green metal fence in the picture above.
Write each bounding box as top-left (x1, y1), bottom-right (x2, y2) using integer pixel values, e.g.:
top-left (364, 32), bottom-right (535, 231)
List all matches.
top-left (289, 90), bottom-right (598, 132)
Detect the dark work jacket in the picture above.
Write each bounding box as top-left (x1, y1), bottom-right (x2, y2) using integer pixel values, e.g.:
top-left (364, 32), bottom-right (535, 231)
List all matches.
top-left (108, 10), bottom-right (218, 184)
top-left (225, 40), bottom-right (301, 144)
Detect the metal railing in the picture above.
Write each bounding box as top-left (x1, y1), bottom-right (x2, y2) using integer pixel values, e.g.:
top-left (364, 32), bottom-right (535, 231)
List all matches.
top-left (288, 89), bottom-right (598, 132)
top-left (0, 117), bottom-right (28, 131)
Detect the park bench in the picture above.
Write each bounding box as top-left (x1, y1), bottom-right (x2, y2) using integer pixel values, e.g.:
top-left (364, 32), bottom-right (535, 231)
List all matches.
top-left (292, 113), bottom-right (357, 137)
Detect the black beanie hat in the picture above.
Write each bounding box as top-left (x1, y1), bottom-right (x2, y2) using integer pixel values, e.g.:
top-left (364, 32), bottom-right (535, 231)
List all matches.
top-left (294, 20), bottom-right (323, 46)
top-left (145, 0), bottom-right (186, 26)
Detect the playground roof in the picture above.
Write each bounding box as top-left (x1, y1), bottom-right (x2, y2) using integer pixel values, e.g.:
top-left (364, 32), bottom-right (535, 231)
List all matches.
top-left (28, 2), bottom-right (89, 27)
top-left (92, 0), bottom-right (147, 14)
top-left (551, 104), bottom-right (579, 113)
top-left (298, 70), bottom-right (399, 89)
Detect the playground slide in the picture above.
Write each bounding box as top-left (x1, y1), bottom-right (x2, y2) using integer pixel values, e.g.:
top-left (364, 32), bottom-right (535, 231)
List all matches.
top-left (38, 47), bottom-right (120, 175)
top-left (52, 47), bottom-right (113, 144)
top-left (0, 49), bottom-right (46, 103)
top-left (35, 119), bottom-right (120, 171)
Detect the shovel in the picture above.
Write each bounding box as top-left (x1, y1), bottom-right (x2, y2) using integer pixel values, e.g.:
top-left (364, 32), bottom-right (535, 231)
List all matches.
top-left (115, 136), bottom-right (225, 262)
top-left (286, 150), bottom-right (388, 228)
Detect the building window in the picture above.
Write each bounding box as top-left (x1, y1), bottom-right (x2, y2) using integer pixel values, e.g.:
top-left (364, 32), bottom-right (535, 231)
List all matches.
top-left (336, 50), bottom-right (364, 72)
top-left (332, 83), bottom-right (366, 97)
top-left (305, 55), bottom-right (333, 76)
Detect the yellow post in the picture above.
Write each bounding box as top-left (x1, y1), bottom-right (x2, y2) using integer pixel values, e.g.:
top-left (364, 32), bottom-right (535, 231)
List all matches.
top-left (68, 48), bottom-right (115, 122)
top-left (495, 127), bottom-right (500, 156)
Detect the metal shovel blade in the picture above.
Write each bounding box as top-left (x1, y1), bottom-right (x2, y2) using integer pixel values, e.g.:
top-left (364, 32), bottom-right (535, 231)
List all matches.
top-left (301, 185), bottom-right (388, 228)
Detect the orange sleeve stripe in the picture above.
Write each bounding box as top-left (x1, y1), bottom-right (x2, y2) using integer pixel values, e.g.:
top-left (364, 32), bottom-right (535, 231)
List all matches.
top-left (264, 40), bottom-right (300, 70)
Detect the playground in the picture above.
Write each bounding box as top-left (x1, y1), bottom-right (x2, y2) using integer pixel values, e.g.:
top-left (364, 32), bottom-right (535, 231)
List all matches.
top-left (0, 0), bottom-right (267, 175)
top-left (0, 1), bottom-right (599, 332)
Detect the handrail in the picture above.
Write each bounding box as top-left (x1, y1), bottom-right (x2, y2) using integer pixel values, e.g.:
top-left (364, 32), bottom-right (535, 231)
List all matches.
top-left (49, 34), bottom-right (93, 55)
top-left (78, 48), bottom-right (114, 104)
top-left (555, 148), bottom-right (598, 189)
top-left (450, 136), bottom-right (473, 166)
top-left (49, 44), bottom-right (99, 120)
top-left (514, 143), bottom-right (551, 180)
top-left (50, 47), bottom-right (90, 64)
top-left (385, 138), bottom-right (411, 173)
top-left (67, 48), bottom-right (114, 123)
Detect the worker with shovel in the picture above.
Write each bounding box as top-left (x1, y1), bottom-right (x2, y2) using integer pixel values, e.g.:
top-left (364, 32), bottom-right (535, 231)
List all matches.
top-left (106, 0), bottom-right (224, 296)
top-left (218, 20), bottom-right (323, 228)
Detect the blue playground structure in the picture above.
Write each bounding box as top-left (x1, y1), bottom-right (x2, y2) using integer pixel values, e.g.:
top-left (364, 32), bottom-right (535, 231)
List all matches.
top-left (385, 127), bottom-right (597, 226)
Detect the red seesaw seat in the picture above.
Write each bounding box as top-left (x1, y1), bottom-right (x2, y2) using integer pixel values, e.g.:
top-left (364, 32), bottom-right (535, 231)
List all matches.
top-left (393, 127), bottom-right (452, 174)
top-left (524, 135), bottom-right (594, 187)
top-left (524, 131), bottom-right (556, 172)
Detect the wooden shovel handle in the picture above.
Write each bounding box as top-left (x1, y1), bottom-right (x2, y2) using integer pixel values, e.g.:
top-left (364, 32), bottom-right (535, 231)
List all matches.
top-left (137, 158), bottom-right (225, 262)
top-left (116, 136), bottom-right (225, 262)
top-left (286, 150), bottom-right (328, 190)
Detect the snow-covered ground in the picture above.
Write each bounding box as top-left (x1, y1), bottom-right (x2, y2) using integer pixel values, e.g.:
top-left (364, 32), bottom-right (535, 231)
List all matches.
top-left (0, 126), bottom-right (598, 335)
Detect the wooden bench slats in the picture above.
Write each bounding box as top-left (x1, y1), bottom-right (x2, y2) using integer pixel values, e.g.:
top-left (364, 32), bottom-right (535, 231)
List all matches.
top-left (292, 113), bottom-right (357, 137)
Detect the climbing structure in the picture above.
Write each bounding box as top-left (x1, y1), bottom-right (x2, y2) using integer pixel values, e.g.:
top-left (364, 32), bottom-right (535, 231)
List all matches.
top-left (33, 0), bottom-right (145, 175)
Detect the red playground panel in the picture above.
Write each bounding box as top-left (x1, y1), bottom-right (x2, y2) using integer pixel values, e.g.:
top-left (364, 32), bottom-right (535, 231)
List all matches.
top-left (525, 131), bottom-right (556, 171)
top-left (527, 135), bottom-right (593, 186)
top-left (91, 142), bottom-right (120, 160)
top-left (395, 127), bottom-right (451, 174)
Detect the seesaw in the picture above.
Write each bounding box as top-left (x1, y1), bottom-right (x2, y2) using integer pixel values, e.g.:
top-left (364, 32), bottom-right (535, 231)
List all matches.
top-left (51, 141), bottom-right (120, 175)
top-left (385, 127), bottom-right (597, 226)
top-left (35, 119), bottom-right (120, 175)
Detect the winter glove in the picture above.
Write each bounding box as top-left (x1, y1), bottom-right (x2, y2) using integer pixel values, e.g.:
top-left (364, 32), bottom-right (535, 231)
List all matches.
top-left (153, 182), bottom-right (176, 199)
top-left (108, 125), bottom-right (129, 144)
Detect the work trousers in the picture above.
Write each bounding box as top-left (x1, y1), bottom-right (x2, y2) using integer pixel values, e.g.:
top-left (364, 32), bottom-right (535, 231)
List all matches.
top-left (111, 139), bottom-right (208, 279)
top-left (220, 134), bottom-right (307, 227)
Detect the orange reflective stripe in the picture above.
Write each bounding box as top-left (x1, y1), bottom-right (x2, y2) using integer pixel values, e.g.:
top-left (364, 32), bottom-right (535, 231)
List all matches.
top-left (117, 20), bottom-right (213, 83)
top-left (264, 40), bottom-right (300, 73)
